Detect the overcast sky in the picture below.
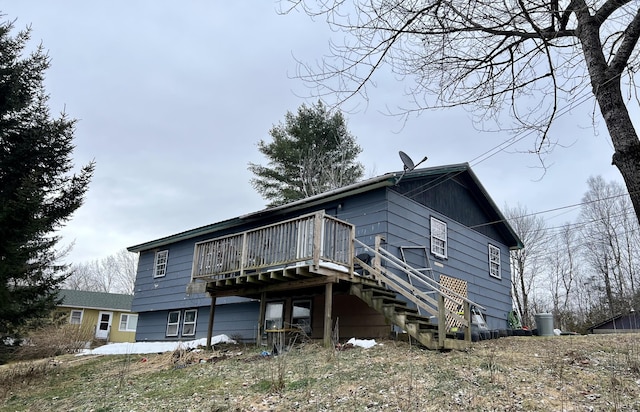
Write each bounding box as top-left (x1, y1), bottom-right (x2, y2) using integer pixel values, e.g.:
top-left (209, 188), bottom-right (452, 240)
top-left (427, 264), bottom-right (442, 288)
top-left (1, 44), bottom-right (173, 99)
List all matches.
top-left (2, 2), bottom-right (631, 264)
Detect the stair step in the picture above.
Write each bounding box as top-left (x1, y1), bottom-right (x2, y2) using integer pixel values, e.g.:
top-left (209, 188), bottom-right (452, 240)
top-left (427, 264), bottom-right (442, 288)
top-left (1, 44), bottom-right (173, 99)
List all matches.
top-left (405, 319), bottom-right (437, 330)
top-left (372, 296), bottom-right (408, 306)
top-left (361, 286), bottom-right (396, 298)
top-left (383, 303), bottom-right (418, 314)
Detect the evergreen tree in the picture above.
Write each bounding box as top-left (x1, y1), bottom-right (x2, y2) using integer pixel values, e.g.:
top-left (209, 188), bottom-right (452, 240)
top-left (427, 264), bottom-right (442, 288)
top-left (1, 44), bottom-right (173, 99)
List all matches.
top-left (0, 19), bottom-right (94, 347)
top-left (249, 101), bottom-right (363, 207)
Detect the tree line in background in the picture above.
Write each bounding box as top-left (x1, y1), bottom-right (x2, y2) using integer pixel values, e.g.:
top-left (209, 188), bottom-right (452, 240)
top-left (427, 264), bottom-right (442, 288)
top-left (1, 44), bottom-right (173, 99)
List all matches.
top-left (507, 175), bottom-right (640, 333)
top-left (63, 249), bottom-right (138, 295)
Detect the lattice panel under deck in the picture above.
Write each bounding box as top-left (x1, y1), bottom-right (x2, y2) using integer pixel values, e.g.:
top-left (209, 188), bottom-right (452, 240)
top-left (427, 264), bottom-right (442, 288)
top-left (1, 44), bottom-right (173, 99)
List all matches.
top-left (440, 274), bottom-right (467, 329)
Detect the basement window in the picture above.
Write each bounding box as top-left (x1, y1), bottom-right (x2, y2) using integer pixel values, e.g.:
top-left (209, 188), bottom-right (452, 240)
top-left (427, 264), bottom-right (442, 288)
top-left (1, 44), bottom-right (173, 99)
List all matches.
top-left (264, 302), bottom-right (284, 331)
top-left (166, 311), bottom-right (180, 337)
top-left (292, 300), bottom-right (312, 333)
top-left (182, 309), bottom-right (197, 336)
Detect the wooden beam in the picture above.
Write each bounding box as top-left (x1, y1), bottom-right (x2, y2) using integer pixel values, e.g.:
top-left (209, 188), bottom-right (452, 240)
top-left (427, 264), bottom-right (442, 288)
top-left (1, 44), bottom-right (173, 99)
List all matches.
top-left (209, 275), bottom-right (338, 299)
top-left (463, 301), bottom-right (471, 343)
top-left (206, 295), bottom-right (216, 350)
top-left (312, 211), bottom-right (323, 270)
top-left (257, 292), bottom-right (266, 347)
top-left (438, 294), bottom-right (446, 349)
top-left (324, 282), bottom-right (333, 348)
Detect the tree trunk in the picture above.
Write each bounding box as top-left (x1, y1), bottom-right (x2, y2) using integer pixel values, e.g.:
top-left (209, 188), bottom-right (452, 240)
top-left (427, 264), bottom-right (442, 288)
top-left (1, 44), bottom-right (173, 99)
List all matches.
top-left (576, 9), bottom-right (640, 223)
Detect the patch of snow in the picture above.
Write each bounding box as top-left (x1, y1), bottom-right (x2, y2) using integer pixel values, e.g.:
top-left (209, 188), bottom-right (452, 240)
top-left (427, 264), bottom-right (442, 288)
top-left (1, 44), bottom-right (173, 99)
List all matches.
top-left (78, 334), bottom-right (235, 355)
top-left (319, 261), bottom-right (349, 273)
top-left (553, 328), bottom-right (562, 335)
top-left (346, 338), bottom-right (376, 349)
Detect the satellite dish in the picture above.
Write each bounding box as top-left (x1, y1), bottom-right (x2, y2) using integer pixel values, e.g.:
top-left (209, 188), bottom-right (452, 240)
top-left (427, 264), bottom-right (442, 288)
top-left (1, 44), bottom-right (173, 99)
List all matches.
top-left (398, 151), bottom-right (428, 171)
top-left (399, 151), bottom-right (415, 171)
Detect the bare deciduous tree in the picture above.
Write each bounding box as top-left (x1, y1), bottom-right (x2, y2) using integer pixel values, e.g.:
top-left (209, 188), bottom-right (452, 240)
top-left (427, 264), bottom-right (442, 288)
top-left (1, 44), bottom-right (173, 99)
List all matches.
top-left (546, 223), bottom-right (580, 329)
top-left (65, 249), bottom-right (138, 294)
top-left (579, 175), bottom-right (637, 315)
top-left (286, 0), bottom-right (640, 222)
top-left (505, 203), bottom-right (548, 327)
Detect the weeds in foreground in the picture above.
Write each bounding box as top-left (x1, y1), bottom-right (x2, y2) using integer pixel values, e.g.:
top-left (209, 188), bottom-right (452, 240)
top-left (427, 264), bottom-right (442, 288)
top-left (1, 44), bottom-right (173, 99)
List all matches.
top-left (0, 359), bottom-right (57, 399)
top-left (13, 322), bottom-right (95, 361)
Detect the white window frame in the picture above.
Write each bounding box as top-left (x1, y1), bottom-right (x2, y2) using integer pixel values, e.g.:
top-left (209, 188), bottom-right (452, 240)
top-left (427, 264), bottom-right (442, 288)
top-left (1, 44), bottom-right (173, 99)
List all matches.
top-left (430, 217), bottom-right (448, 259)
top-left (264, 301), bottom-right (284, 331)
top-left (119, 313), bottom-right (138, 332)
top-left (69, 309), bottom-right (83, 325)
top-left (153, 250), bottom-right (168, 278)
top-left (488, 244), bottom-right (501, 279)
top-left (182, 309), bottom-right (197, 336)
top-left (166, 310), bottom-right (181, 337)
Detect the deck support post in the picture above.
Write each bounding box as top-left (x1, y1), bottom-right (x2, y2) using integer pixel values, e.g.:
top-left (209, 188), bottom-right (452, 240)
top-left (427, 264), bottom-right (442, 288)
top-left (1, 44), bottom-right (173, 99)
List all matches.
top-left (206, 293), bottom-right (216, 350)
top-left (463, 301), bottom-right (471, 343)
top-left (324, 282), bottom-right (333, 348)
top-left (257, 291), bottom-right (267, 347)
top-left (438, 294), bottom-right (446, 349)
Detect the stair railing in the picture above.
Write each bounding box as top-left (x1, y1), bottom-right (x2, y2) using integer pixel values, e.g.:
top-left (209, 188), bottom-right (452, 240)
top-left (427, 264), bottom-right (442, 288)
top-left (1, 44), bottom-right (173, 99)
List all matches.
top-left (354, 238), bottom-right (483, 343)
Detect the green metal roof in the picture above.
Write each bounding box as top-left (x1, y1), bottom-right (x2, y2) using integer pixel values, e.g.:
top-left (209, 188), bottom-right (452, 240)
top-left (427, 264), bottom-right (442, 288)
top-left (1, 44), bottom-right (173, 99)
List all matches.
top-left (57, 289), bottom-right (134, 312)
top-left (127, 163), bottom-right (523, 252)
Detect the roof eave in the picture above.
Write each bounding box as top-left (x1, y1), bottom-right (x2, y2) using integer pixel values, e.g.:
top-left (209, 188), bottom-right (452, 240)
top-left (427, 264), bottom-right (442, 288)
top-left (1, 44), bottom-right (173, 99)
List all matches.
top-left (127, 173), bottom-right (399, 253)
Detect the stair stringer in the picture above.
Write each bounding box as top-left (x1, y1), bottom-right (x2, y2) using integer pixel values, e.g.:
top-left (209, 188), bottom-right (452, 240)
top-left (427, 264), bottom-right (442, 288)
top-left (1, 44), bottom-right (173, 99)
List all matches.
top-left (350, 283), bottom-right (466, 350)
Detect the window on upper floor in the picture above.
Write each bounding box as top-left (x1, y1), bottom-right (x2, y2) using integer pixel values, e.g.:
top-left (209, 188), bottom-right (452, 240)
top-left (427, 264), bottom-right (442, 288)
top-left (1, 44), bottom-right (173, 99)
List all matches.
top-left (430, 217), bottom-right (448, 259)
top-left (69, 310), bottom-right (83, 325)
top-left (182, 309), bottom-right (197, 336)
top-left (166, 310), bottom-right (180, 337)
top-left (489, 244), bottom-right (501, 279)
top-left (153, 250), bottom-right (168, 278)
top-left (119, 313), bottom-right (138, 332)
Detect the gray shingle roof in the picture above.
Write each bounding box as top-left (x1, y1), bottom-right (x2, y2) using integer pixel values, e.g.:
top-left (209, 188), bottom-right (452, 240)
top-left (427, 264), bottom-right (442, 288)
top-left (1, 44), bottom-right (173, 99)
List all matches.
top-left (57, 289), bottom-right (134, 312)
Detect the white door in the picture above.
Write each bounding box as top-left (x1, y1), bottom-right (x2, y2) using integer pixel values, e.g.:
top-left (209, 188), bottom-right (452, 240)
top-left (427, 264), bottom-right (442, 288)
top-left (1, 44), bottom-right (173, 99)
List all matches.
top-left (96, 311), bottom-right (113, 340)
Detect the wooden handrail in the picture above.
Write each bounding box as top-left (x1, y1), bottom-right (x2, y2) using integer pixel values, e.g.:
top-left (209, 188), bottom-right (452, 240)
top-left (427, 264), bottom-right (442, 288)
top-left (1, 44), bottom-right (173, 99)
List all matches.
top-left (191, 211), bottom-right (354, 281)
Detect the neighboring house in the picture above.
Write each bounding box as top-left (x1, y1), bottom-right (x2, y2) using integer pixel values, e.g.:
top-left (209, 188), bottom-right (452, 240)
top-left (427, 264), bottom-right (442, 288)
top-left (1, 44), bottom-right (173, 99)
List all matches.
top-left (57, 289), bottom-right (138, 343)
top-left (128, 163), bottom-right (523, 350)
top-left (588, 311), bottom-right (640, 334)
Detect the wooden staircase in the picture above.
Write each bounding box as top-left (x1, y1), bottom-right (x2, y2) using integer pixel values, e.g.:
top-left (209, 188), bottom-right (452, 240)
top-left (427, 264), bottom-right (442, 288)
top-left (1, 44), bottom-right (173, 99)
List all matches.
top-left (350, 283), bottom-right (468, 350)
top-left (350, 237), bottom-right (480, 350)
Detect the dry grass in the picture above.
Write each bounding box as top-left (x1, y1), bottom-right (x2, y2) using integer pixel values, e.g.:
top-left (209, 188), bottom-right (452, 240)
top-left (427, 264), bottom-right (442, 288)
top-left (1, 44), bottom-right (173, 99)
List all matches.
top-left (1, 333), bottom-right (640, 411)
top-left (12, 323), bottom-right (95, 361)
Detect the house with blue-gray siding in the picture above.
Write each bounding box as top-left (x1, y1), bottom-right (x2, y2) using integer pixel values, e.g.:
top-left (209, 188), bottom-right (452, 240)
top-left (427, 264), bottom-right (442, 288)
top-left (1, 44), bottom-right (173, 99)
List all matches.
top-left (128, 163), bottom-right (523, 350)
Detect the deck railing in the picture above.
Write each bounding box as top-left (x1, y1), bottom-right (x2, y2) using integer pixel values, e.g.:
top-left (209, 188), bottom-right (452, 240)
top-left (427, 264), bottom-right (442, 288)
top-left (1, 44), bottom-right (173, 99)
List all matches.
top-left (191, 211), bottom-right (355, 281)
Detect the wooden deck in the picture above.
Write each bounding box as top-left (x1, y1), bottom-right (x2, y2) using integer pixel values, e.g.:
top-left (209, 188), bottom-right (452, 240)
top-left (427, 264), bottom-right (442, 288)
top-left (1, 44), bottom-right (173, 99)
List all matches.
top-left (191, 212), bottom-right (355, 294)
top-left (188, 211), bottom-right (481, 350)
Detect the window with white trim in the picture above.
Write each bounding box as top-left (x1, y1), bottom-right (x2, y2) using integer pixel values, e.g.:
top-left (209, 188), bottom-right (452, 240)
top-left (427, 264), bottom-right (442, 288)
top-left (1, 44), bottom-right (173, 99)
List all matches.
top-left (153, 250), bottom-right (168, 278)
top-left (69, 310), bottom-right (83, 325)
top-left (264, 302), bottom-right (284, 331)
top-left (430, 217), bottom-right (448, 259)
top-left (119, 314), bottom-right (138, 332)
top-left (489, 244), bottom-right (501, 279)
top-left (182, 309), bottom-right (197, 336)
top-left (166, 310), bottom-right (180, 336)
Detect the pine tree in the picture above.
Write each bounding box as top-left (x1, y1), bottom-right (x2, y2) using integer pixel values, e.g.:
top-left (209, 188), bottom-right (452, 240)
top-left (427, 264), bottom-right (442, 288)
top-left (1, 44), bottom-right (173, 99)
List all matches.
top-left (249, 101), bottom-right (364, 207)
top-left (0, 19), bottom-right (94, 349)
